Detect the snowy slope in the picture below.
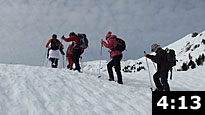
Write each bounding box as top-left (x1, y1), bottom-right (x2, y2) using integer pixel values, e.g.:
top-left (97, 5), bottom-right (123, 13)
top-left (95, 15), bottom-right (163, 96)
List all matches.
top-left (1, 62), bottom-right (205, 115)
top-left (0, 64), bottom-right (152, 115)
top-left (1, 31), bottom-right (205, 115)
top-left (166, 31), bottom-right (205, 69)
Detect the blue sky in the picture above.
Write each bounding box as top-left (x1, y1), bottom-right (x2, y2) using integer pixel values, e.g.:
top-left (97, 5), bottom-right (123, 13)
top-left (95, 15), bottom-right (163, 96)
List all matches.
top-left (0, 0), bottom-right (205, 66)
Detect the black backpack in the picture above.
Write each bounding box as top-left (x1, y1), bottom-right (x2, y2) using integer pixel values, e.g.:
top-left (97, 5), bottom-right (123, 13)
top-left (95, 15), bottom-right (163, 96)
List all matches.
top-left (75, 33), bottom-right (88, 49)
top-left (114, 38), bottom-right (126, 52)
top-left (51, 39), bottom-right (60, 50)
top-left (165, 48), bottom-right (176, 80)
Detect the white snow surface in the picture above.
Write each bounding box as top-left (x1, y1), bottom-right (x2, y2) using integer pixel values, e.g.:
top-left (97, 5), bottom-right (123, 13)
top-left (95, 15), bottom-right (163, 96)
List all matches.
top-left (1, 31), bottom-right (205, 115)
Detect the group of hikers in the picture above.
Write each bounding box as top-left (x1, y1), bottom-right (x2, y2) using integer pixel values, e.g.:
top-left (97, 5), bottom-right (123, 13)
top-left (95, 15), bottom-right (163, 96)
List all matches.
top-left (46, 31), bottom-right (172, 91)
top-left (46, 32), bottom-right (86, 72)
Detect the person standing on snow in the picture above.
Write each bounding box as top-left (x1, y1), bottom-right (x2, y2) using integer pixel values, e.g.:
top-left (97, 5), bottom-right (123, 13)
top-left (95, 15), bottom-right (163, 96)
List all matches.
top-left (101, 32), bottom-right (123, 84)
top-left (144, 43), bottom-right (170, 91)
top-left (46, 34), bottom-right (64, 68)
top-left (66, 42), bottom-right (74, 70)
top-left (61, 32), bottom-right (84, 72)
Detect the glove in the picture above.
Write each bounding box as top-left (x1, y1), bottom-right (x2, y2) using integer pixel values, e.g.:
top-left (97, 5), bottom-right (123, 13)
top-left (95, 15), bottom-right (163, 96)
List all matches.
top-left (101, 40), bottom-right (104, 44)
top-left (144, 51), bottom-right (147, 57)
top-left (61, 35), bottom-right (64, 39)
top-left (60, 46), bottom-right (64, 49)
top-left (144, 53), bottom-right (147, 57)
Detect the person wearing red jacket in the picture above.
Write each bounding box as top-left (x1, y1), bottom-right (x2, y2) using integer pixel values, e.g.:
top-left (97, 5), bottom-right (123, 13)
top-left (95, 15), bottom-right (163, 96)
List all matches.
top-left (66, 42), bottom-right (74, 70)
top-left (62, 32), bottom-right (84, 72)
top-left (46, 34), bottom-right (64, 68)
top-left (101, 32), bottom-right (123, 84)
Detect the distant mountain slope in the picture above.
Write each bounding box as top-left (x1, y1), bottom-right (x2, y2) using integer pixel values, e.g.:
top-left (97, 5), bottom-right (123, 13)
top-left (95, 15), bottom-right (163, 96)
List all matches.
top-left (87, 31), bottom-right (205, 73)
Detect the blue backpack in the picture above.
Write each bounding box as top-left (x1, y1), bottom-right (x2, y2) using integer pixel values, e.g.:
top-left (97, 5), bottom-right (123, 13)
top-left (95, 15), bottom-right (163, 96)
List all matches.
top-left (76, 33), bottom-right (88, 49)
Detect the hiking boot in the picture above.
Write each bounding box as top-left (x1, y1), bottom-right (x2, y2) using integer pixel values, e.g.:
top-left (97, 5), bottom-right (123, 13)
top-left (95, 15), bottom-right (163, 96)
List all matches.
top-left (154, 88), bottom-right (163, 91)
top-left (108, 78), bottom-right (114, 81)
top-left (67, 65), bottom-right (70, 69)
top-left (67, 65), bottom-right (73, 70)
top-left (117, 81), bottom-right (123, 84)
top-left (74, 68), bottom-right (81, 72)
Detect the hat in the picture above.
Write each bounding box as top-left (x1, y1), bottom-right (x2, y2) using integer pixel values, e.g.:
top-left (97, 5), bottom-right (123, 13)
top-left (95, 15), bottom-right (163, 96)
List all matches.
top-left (52, 34), bottom-right (57, 39)
top-left (151, 43), bottom-right (160, 52)
top-left (69, 32), bottom-right (76, 37)
top-left (106, 32), bottom-right (112, 39)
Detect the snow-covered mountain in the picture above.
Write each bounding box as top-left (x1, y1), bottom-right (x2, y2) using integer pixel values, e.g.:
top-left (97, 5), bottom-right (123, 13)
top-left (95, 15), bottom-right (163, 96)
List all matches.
top-left (91, 31), bottom-right (205, 74)
top-left (1, 31), bottom-right (205, 115)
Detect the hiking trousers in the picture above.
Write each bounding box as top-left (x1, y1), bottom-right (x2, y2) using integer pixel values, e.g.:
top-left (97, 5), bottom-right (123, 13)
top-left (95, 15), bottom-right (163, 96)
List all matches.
top-left (72, 49), bottom-right (84, 70)
top-left (153, 70), bottom-right (170, 91)
top-left (67, 55), bottom-right (73, 69)
top-left (107, 54), bottom-right (123, 84)
top-left (49, 58), bottom-right (58, 68)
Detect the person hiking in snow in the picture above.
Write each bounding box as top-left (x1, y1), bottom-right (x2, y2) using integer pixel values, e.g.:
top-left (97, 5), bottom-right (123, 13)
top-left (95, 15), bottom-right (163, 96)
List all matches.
top-left (62, 32), bottom-right (84, 72)
top-left (144, 44), bottom-right (170, 91)
top-left (46, 34), bottom-right (64, 68)
top-left (101, 32), bottom-right (123, 84)
top-left (66, 42), bottom-right (74, 70)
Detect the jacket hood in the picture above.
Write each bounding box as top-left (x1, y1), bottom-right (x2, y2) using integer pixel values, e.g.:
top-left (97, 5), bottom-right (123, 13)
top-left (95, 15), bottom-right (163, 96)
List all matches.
top-left (110, 35), bottom-right (117, 39)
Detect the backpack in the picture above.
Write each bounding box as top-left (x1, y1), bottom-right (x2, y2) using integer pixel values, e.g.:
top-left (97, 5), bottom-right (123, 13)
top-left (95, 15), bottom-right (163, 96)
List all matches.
top-left (165, 48), bottom-right (176, 80)
top-left (76, 33), bottom-right (88, 49)
top-left (51, 39), bottom-right (60, 50)
top-left (114, 38), bottom-right (126, 52)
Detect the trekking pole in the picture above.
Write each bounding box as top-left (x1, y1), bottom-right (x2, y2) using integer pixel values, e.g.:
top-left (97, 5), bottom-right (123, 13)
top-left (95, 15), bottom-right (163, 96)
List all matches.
top-left (45, 48), bottom-right (51, 67)
top-left (153, 62), bottom-right (157, 70)
top-left (60, 39), bottom-right (65, 68)
top-left (42, 48), bottom-right (47, 66)
top-left (98, 40), bottom-right (103, 78)
top-left (80, 56), bottom-right (83, 73)
top-left (62, 55), bottom-right (65, 68)
top-left (144, 51), bottom-right (154, 91)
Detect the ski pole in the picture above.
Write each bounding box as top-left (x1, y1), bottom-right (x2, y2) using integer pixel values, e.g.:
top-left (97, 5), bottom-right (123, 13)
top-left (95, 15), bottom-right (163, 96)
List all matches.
top-left (144, 51), bottom-right (154, 91)
top-left (98, 40), bottom-right (103, 78)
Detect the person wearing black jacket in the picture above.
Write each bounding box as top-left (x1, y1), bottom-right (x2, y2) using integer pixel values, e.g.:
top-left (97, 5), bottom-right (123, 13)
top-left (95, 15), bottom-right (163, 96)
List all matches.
top-left (144, 43), bottom-right (170, 91)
